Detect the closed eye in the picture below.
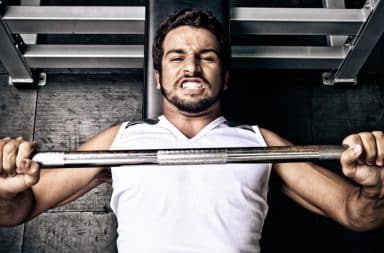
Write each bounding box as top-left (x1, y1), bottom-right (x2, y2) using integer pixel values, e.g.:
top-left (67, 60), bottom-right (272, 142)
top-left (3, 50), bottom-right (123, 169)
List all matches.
top-left (199, 53), bottom-right (218, 62)
top-left (170, 57), bottom-right (184, 62)
top-left (201, 57), bottom-right (215, 62)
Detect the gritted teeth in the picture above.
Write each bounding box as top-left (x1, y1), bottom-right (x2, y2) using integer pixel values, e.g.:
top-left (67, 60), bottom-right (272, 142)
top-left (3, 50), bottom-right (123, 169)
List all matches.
top-left (181, 81), bottom-right (203, 89)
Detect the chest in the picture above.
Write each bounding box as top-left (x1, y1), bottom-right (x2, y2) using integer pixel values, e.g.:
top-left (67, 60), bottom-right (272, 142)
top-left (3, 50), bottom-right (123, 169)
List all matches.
top-left (111, 123), bottom-right (271, 195)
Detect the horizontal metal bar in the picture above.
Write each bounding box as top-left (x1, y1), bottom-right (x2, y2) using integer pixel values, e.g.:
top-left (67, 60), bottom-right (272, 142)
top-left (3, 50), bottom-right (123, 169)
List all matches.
top-left (32, 145), bottom-right (345, 168)
top-left (23, 45), bottom-right (144, 68)
top-left (3, 6), bottom-right (145, 34)
top-left (232, 46), bottom-right (346, 69)
top-left (3, 6), bottom-right (366, 35)
top-left (22, 45), bottom-right (346, 69)
top-left (231, 7), bottom-right (367, 35)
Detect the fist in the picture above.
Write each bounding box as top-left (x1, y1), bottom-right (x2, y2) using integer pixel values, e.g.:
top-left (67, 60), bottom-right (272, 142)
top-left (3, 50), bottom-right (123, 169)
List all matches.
top-left (341, 131), bottom-right (384, 196)
top-left (0, 137), bottom-right (40, 198)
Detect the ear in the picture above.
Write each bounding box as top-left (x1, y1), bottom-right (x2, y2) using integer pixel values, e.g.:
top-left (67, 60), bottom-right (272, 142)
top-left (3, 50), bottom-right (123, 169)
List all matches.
top-left (155, 71), bottom-right (161, 89)
top-left (223, 71), bottom-right (229, 90)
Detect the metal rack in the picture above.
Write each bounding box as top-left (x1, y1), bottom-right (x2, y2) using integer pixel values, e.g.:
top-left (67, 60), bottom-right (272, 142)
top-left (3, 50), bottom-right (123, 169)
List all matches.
top-left (0, 0), bottom-right (383, 86)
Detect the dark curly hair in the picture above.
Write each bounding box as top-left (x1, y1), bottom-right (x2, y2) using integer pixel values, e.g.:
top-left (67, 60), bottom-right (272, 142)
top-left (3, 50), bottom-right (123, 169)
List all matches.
top-left (152, 8), bottom-right (230, 73)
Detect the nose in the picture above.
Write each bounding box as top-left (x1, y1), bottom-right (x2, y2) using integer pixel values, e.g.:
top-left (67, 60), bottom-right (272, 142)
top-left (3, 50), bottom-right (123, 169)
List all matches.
top-left (183, 55), bottom-right (201, 75)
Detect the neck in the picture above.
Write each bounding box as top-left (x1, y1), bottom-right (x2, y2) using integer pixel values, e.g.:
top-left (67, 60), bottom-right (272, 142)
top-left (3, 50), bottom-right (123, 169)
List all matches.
top-left (162, 99), bottom-right (222, 138)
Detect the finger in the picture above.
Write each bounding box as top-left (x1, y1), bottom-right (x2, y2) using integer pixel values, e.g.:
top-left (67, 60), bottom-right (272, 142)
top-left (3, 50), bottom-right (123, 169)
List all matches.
top-left (341, 144), bottom-right (363, 178)
top-left (342, 134), bottom-right (364, 153)
top-left (16, 141), bottom-right (38, 168)
top-left (15, 136), bottom-right (24, 142)
top-left (0, 137), bottom-right (11, 176)
top-left (372, 131), bottom-right (384, 166)
top-left (359, 132), bottom-right (377, 165)
top-left (16, 159), bottom-right (40, 187)
top-left (3, 138), bottom-right (23, 176)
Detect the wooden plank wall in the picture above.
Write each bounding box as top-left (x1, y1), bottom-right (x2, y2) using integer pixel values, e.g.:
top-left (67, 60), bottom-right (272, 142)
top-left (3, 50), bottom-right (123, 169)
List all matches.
top-left (0, 71), bottom-right (143, 253)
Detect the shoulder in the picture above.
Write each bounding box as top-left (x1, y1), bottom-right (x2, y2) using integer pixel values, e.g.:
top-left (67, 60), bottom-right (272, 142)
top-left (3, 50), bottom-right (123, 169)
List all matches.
top-left (259, 128), bottom-right (293, 146)
top-left (78, 123), bottom-right (123, 151)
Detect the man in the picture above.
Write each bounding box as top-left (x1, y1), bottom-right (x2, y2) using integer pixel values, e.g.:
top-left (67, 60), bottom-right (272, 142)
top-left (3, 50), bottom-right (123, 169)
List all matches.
top-left (1, 9), bottom-right (384, 253)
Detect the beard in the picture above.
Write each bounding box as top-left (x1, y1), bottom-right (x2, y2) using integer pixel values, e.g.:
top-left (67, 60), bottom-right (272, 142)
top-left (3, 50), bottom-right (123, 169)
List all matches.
top-left (162, 89), bottom-right (220, 114)
top-left (159, 76), bottom-right (222, 114)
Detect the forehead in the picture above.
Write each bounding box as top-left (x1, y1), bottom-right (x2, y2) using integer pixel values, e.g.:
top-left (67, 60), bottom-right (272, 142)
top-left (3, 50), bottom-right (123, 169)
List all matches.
top-left (163, 26), bottom-right (219, 53)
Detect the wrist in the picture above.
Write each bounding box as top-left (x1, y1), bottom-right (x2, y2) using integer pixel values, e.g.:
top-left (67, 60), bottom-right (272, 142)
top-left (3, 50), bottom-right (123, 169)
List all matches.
top-left (359, 185), bottom-right (384, 200)
top-left (0, 191), bottom-right (20, 200)
top-left (343, 186), bottom-right (384, 231)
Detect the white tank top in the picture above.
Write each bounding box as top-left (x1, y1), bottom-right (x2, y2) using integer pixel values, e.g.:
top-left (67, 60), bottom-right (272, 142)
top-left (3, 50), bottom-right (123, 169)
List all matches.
top-left (110, 116), bottom-right (271, 253)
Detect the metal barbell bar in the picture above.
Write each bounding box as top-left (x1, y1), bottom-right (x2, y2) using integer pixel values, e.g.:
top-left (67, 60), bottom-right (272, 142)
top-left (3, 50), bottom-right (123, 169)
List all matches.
top-left (32, 145), bottom-right (346, 168)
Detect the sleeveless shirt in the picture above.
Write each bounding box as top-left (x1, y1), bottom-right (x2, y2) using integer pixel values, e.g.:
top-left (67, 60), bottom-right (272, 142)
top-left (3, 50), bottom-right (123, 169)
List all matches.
top-left (110, 115), bottom-right (271, 253)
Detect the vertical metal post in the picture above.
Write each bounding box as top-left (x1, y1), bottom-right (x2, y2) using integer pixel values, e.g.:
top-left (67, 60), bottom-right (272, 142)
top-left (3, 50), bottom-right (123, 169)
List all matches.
top-left (0, 14), bottom-right (33, 84)
top-left (144, 0), bottom-right (163, 118)
top-left (323, 0), bottom-right (384, 85)
top-left (0, 1), bottom-right (44, 86)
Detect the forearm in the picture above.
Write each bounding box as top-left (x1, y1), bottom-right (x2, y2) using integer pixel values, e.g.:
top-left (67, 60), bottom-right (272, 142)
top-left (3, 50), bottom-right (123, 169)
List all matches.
top-left (0, 189), bottom-right (34, 227)
top-left (344, 186), bottom-right (384, 231)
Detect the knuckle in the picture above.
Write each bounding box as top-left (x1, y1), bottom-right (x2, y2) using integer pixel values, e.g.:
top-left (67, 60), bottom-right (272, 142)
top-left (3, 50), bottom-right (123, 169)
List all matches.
top-left (0, 138), bottom-right (11, 153)
top-left (359, 131), bottom-right (373, 140)
top-left (3, 141), bottom-right (17, 171)
top-left (372, 130), bottom-right (384, 138)
top-left (3, 141), bottom-right (18, 155)
top-left (365, 146), bottom-right (377, 159)
top-left (344, 134), bottom-right (361, 144)
top-left (19, 141), bottom-right (35, 155)
top-left (15, 136), bottom-right (24, 141)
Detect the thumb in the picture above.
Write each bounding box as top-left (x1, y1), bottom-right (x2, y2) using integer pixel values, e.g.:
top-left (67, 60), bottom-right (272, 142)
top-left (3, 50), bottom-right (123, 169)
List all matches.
top-left (341, 144), bottom-right (362, 177)
top-left (16, 159), bottom-right (40, 187)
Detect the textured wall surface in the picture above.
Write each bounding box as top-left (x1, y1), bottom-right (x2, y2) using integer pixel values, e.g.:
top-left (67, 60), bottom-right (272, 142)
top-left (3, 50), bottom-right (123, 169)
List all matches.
top-left (1, 69), bottom-right (384, 253)
top-left (0, 72), bottom-right (143, 253)
top-left (225, 70), bottom-right (384, 253)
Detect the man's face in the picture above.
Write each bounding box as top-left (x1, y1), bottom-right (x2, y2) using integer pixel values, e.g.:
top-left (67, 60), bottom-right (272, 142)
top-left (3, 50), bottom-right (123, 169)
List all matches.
top-left (155, 25), bottom-right (228, 114)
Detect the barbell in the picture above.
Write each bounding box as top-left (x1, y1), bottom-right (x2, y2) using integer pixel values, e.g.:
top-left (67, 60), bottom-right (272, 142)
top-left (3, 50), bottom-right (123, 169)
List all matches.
top-left (32, 145), bottom-right (346, 168)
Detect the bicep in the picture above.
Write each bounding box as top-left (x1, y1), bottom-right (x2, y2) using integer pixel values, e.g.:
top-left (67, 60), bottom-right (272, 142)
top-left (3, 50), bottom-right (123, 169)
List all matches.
top-left (260, 128), bottom-right (353, 219)
top-left (28, 124), bottom-right (121, 219)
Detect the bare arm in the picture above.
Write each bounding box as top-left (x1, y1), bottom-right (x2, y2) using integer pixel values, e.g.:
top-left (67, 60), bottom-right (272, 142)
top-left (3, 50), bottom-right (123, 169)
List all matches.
top-left (0, 138), bottom-right (39, 226)
top-left (261, 128), bottom-right (384, 231)
top-left (0, 124), bottom-right (121, 226)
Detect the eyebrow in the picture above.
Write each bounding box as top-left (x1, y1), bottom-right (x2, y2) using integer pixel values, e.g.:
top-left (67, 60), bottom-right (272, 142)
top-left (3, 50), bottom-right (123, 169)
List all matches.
top-left (164, 48), bottom-right (219, 57)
